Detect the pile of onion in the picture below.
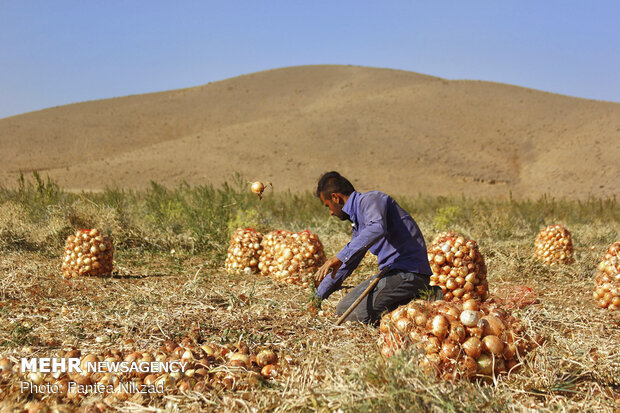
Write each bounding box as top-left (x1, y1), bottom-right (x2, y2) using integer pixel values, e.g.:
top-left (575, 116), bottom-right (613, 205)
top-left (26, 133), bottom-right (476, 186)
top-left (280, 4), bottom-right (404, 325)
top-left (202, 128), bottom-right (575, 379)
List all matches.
top-left (61, 229), bottom-right (114, 278)
top-left (225, 228), bottom-right (264, 275)
top-left (533, 224), bottom-right (574, 266)
top-left (259, 230), bottom-right (326, 287)
top-left (428, 231), bottom-right (488, 302)
top-left (593, 241), bottom-right (620, 310)
top-left (2, 339), bottom-right (285, 405)
top-left (378, 299), bottom-right (540, 380)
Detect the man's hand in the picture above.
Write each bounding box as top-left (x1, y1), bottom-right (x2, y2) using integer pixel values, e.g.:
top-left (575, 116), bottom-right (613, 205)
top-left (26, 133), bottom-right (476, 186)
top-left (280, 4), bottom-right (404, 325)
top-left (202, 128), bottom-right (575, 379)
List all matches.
top-left (314, 256), bottom-right (343, 285)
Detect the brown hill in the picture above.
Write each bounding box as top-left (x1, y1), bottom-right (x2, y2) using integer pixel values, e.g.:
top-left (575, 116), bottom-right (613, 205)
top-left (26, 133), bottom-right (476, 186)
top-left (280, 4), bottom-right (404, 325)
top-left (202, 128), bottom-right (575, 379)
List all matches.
top-left (1, 65), bottom-right (618, 198)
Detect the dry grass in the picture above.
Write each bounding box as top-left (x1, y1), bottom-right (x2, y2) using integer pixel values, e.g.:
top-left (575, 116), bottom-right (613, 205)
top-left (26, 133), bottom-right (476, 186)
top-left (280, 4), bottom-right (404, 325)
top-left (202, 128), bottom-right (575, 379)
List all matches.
top-left (0, 181), bottom-right (619, 412)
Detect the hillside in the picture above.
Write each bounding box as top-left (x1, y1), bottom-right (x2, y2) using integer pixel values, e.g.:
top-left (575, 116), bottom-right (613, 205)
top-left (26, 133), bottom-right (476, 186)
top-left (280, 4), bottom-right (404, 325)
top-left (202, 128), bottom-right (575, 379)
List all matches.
top-left (1, 65), bottom-right (618, 198)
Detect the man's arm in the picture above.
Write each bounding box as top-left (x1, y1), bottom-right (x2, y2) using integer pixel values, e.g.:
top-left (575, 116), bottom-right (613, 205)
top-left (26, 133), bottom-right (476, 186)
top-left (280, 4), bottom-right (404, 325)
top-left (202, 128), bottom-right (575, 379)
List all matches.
top-left (315, 249), bottom-right (366, 299)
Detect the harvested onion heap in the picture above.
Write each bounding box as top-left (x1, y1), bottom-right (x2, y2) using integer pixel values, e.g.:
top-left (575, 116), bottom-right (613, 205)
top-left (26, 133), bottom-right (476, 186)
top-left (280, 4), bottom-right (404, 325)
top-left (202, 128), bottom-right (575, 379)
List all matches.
top-left (533, 224), bottom-right (574, 265)
top-left (2, 339), bottom-right (285, 405)
top-left (259, 230), bottom-right (326, 287)
top-left (224, 228), bottom-right (264, 275)
top-left (61, 229), bottom-right (114, 278)
top-left (593, 242), bottom-right (620, 310)
top-left (379, 299), bottom-right (540, 380)
top-left (428, 231), bottom-right (488, 302)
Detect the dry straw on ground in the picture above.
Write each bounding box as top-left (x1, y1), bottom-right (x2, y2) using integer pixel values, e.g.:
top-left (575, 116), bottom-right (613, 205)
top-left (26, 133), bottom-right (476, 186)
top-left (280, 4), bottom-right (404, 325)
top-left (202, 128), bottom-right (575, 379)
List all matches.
top-left (0, 183), bottom-right (619, 411)
top-left (0, 241), bottom-right (618, 412)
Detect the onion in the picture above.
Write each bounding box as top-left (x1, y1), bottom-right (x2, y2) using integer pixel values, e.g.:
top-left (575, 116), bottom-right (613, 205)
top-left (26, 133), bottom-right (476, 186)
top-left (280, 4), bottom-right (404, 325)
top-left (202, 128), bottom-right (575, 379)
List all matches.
top-left (0, 357), bottom-right (13, 372)
top-left (476, 354), bottom-right (494, 375)
top-left (431, 315), bottom-right (449, 339)
top-left (390, 306), bottom-right (408, 322)
top-left (256, 349), bottom-right (277, 367)
top-left (439, 340), bottom-right (460, 361)
top-left (28, 372), bottom-right (45, 385)
top-left (462, 336), bottom-right (482, 358)
top-left (251, 181), bottom-right (265, 194)
top-left (482, 335), bottom-right (504, 355)
top-left (425, 336), bottom-right (441, 353)
top-left (462, 299), bottom-right (480, 311)
top-left (395, 317), bottom-right (411, 333)
top-left (466, 325), bottom-right (483, 338)
top-left (506, 358), bottom-right (519, 371)
top-left (481, 315), bottom-right (505, 337)
top-left (414, 313), bottom-right (428, 326)
top-left (379, 317), bottom-right (390, 333)
top-left (503, 342), bottom-right (516, 360)
top-left (406, 305), bottom-right (419, 320)
top-left (449, 322), bottom-right (466, 343)
top-left (261, 364), bottom-right (279, 378)
top-left (460, 356), bottom-right (478, 377)
top-left (460, 310), bottom-right (479, 327)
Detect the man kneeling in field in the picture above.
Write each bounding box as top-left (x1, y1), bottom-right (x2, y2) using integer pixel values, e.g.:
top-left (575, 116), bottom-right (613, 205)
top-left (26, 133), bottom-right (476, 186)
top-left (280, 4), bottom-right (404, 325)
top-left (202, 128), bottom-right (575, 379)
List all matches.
top-left (313, 171), bottom-right (440, 324)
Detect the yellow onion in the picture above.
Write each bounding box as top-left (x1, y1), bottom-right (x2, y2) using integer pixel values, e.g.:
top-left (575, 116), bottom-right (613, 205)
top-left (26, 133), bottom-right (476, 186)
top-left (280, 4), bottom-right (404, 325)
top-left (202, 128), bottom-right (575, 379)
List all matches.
top-left (414, 312), bottom-right (428, 326)
top-left (449, 322), bottom-right (467, 343)
top-left (431, 315), bottom-right (450, 339)
top-left (439, 340), bottom-right (460, 361)
top-left (476, 354), bottom-right (494, 375)
top-left (503, 342), bottom-right (516, 360)
top-left (261, 364), bottom-right (279, 378)
top-left (481, 315), bottom-right (505, 337)
top-left (460, 356), bottom-right (478, 377)
top-left (424, 336), bottom-right (441, 354)
top-left (482, 335), bottom-right (504, 355)
top-left (256, 349), bottom-right (277, 367)
top-left (395, 317), bottom-right (411, 333)
top-left (0, 357), bottom-right (13, 372)
top-left (462, 336), bottom-right (482, 359)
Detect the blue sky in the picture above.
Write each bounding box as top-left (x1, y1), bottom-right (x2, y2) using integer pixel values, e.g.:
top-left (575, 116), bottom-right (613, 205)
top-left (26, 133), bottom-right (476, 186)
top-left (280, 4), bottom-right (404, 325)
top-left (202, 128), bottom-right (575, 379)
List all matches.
top-left (1, 1), bottom-right (619, 119)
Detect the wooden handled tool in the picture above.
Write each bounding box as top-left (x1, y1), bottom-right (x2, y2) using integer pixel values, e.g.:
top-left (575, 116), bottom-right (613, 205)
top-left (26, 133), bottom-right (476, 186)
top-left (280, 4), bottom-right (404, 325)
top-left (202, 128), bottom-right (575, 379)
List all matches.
top-left (336, 266), bottom-right (391, 325)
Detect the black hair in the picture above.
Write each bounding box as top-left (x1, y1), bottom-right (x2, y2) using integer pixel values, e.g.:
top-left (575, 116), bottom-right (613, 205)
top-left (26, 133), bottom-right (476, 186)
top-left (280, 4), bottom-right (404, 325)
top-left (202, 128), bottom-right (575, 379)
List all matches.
top-left (315, 171), bottom-right (355, 198)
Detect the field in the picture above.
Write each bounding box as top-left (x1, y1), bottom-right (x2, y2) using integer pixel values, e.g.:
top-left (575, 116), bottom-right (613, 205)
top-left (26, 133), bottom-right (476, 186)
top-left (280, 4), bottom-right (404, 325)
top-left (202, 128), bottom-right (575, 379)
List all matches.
top-left (0, 174), bottom-right (619, 412)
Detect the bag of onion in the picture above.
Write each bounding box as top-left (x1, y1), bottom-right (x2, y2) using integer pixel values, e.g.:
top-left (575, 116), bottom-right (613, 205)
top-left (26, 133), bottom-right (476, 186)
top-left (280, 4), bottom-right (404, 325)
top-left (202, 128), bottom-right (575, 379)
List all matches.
top-left (61, 229), bottom-right (114, 278)
top-left (428, 231), bottom-right (488, 302)
top-left (593, 241), bottom-right (620, 310)
top-left (533, 224), bottom-right (574, 266)
top-left (378, 299), bottom-right (540, 381)
top-left (225, 228), bottom-right (264, 275)
top-left (259, 230), bottom-right (326, 287)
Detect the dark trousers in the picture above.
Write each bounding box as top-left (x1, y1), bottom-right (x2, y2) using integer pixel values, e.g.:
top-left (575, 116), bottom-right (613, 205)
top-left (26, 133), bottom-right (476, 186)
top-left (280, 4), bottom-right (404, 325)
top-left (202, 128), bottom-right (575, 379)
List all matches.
top-left (335, 269), bottom-right (441, 324)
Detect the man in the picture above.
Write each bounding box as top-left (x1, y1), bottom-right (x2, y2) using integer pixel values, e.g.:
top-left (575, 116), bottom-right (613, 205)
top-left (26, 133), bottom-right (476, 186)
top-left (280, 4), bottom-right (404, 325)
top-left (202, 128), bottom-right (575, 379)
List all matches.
top-left (313, 171), bottom-right (438, 324)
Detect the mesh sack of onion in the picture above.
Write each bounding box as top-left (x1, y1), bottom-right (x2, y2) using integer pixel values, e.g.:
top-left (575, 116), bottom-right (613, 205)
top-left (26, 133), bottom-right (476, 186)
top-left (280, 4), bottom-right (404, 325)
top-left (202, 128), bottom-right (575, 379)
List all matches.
top-left (225, 228), bottom-right (264, 275)
top-left (378, 299), bottom-right (541, 381)
top-left (259, 230), bottom-right (326, 287)
top-left (61, 229), bottom-right (114, 278)
top-left (533, 224), bottom-right (574, 266)
top-left (593, 241), bottom-right (620, 310)
top-left (428, 231), bottom-right (488, 302)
